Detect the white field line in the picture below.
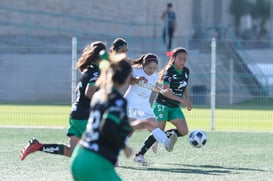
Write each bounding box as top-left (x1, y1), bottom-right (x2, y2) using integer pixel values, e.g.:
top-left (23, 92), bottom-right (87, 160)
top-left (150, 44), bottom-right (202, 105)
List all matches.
top-left (0, 125), bottom-right (67, 129)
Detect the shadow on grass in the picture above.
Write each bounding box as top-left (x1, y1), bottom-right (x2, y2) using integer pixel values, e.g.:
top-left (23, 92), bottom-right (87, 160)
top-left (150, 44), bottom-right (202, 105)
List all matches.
top-left (119, 163), bottom-right (272, 176)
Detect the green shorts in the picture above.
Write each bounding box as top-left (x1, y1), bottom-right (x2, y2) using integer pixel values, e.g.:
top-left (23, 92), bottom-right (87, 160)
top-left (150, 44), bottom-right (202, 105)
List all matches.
top-left (70, 145), bottom-right (121, 181)
top-left (67, 119), bottom-right (88, 138)
top-left (152, 101), bottom-right (185, 121)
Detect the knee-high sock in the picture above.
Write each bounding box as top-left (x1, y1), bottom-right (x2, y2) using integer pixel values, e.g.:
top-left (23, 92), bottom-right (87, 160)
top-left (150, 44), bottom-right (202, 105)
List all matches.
top-left (39, 144), bottom-right (64, 155)
top-left (136, 129), bottom-right (184, 156)
top-left (152, 128), bottom-right (168, 146)
top-left (136, 134), bottom-right (156, 156)
top-left (165, 128), bottom-right (183, 137)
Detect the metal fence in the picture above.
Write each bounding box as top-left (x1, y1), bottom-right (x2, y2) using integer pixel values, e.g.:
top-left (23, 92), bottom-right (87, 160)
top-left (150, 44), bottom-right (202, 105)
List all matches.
top-left (0, 7), bottom-right (272, 131)
top-left (0, 37), bottom-right (272, 108)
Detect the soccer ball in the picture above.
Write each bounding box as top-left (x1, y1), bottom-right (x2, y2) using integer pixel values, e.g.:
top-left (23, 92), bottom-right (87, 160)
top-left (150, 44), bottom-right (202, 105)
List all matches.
top-left (189, 130), bottom-right (207, 148)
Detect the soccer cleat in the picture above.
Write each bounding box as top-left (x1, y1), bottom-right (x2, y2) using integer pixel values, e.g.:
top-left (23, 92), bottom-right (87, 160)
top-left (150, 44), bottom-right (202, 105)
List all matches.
top-left (133, 154), bottom-right (146, 164)
top-left (165, 132), bottom-right (177, 152)
top-left (152, 142), bottom-right (158, 153)
top-left (20, 138), bottom-right (43, 161)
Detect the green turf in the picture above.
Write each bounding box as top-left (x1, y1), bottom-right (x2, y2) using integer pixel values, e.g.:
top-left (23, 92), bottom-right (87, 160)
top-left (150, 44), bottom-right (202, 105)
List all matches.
top-left (0, 104), bottom-right (70, 127)
top-left (1, 104), bottom-right (272, 132)
top-left (0, 128), bottom-right (272, 181)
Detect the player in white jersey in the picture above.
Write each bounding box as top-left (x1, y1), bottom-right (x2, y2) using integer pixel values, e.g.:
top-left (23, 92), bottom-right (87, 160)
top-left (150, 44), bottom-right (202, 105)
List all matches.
top-left (124, 53), bottom-right (177, 164)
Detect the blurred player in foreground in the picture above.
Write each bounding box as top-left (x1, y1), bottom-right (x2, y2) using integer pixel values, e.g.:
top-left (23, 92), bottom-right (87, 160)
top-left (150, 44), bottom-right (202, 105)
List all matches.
top-left (70, 54), bottom-right (133, 181)
top-left (20, 41), bottom-right (106, 160)
top-left (134, 47), bottom-right (192, 163)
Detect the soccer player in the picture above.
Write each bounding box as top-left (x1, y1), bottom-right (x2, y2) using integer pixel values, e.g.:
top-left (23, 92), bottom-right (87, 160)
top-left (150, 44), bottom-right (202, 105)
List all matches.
top-left (134, 47), bottom-right (192, 162)
top-left (70, 57), bottom-right (133, 181)
top-left (110, 37), bottom-right (128, 54)
top-left (20, 41), bottom-right (107, 160)
top-left (124, 53), bottom-right (177, 163)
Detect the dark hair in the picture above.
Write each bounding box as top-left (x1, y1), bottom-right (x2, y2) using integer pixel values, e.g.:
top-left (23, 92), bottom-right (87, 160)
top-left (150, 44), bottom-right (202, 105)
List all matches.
top-left (159, 47), bottom-right (187, 81)
top-left (96, 58), bottom-right (132, 98)
top-left (111, 60), bottom-right (132, 85)
top-left (132, 53), bottom-right (158, 67)
top-left (111, 38), bottom-right (128, 51)
top-left (76, 41), bottom-right (106, 72)
top-left (167, 3), bottom-right (172, 7)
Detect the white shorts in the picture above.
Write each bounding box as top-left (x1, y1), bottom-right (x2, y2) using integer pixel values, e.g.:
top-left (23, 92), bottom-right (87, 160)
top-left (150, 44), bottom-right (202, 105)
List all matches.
top-left (127, 107), bottom-right (156, 120)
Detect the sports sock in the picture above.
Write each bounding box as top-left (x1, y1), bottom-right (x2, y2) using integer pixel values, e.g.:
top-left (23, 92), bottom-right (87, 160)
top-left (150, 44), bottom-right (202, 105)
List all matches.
top-left (165, 129), bottom-right (183, 137)
top-left (152, 128), bottom-right (168, 146)
top-left (136, 134), bottom-right (156, 156)
top-left (39, 144), bottom-right (64, 155)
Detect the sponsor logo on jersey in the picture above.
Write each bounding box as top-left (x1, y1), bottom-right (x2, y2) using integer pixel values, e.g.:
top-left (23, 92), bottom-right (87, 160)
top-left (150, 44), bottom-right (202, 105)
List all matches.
top-left (178, 81), bottom-right (187, 89)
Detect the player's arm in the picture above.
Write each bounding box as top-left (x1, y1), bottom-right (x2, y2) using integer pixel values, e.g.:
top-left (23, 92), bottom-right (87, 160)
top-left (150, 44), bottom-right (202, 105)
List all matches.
top-left (130, 76), bottom-right (147, 85)
top-left (85, 84), bottom-right (97, 99)
top-left (161, 84), bottom-right (191, 107)
top-left (149, 90), bottom-right (157, 107)
top-left (183, 87), bottom-right (192, 111)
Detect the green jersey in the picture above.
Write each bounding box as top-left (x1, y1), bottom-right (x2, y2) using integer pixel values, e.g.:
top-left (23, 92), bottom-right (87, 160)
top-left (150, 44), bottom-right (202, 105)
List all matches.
top-left (156, 65), bottom-right (190, 108)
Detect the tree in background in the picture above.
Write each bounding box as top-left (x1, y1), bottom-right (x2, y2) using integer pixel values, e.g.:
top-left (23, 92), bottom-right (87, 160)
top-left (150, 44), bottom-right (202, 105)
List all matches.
top-left (250, 0), bottom-right (270, 39)
top-left (229, 0), bottom-right (251, 37)
top-left (230, 0), bottom-right (270, 40)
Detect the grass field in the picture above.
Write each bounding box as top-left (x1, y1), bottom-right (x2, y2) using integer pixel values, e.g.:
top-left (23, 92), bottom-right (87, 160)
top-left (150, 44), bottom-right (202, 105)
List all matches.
top-left (1, 104), bottom-right (272, 132)
top-left (0, 128), bottom-right (272, 181)
top-left (0, 104), bottom-right (272, 180)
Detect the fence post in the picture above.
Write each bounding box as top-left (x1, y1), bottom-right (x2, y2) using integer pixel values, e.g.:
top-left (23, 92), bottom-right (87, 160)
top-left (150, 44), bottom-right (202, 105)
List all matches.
top-left (229, 58), bottom-right (234, 105)
top-left (71, 37), bottom-right (77, 105)
top-left (211, 38), bottom-right (216, 131)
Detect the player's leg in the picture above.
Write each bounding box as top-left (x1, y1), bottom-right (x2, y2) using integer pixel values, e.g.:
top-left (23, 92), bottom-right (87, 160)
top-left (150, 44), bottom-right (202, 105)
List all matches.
top-left (134, 103), bottom-right (176, 163)
top-left (152, 120), bottom-right (166, 153)
top-left (168, 118), bottom-right (188, 136)
top-left (167, 107), bottom-right (188, 137)
top-left (131, 117), bottom-right (169, 148)
top-left (20, 119), bottom-right (87, 160)
top-left (20, 137), bottom-right (66, 160)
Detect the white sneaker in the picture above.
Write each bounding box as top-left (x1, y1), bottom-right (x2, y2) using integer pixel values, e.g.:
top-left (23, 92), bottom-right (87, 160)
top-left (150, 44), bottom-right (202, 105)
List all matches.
top-left (134, 154), bottom-right (145, 163)
top-left (165, 132), bottom-right (177, 152)
top-left (152, 142), bottom-right (158, 153)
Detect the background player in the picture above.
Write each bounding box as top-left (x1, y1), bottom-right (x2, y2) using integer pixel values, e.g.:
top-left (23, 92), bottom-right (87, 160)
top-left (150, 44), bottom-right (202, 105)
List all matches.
top-left (124, 53), bottom-right (177, 163)
top-left (134, 47), bottom-right (192, 161)
top-left (20, 41), bottom-right (106, 160)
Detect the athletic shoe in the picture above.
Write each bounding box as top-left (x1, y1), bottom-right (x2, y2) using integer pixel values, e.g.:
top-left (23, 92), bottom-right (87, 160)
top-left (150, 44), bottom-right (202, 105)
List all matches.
top-left (165, 132), bottom-right (177, 152)
top-left (152, 142), bottom-right (158, 153)
top-left (133, 154), bottom-right (146, 163)
top-left (20, 138), bottom-right (43, 161)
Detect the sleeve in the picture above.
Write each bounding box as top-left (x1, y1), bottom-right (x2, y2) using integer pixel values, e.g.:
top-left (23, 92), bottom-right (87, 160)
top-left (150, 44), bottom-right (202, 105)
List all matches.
top-left (162, 68), bottom-right (171, 85)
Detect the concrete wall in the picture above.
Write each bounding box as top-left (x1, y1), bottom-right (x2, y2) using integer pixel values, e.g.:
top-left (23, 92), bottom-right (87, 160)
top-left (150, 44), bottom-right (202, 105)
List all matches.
top-left (0, 54), bottom-right (71, 103)
top-left (1, 0), bottom-right (232, 38)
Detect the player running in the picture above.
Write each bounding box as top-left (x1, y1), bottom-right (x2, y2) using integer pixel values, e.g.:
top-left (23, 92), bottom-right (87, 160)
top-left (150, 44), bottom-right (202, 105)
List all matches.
top-left (20, 41), bottom-right (106, 160)
top-left (70, 56), bottom-right (133, 181)
top-left (124, 53), bottom-right (177, 164)
top-left (134, 47), bottom-right (192, 163)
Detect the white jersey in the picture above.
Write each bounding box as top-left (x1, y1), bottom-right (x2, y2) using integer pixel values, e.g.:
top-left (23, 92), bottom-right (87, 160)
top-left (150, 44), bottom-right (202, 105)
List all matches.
top-left (124, 67), bottom-right (159, 119)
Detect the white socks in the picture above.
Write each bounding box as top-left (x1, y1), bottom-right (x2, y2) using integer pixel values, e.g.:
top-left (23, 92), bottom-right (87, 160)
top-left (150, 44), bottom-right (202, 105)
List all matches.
top-left (152, 128), bottom-right (168, 146)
